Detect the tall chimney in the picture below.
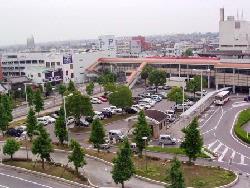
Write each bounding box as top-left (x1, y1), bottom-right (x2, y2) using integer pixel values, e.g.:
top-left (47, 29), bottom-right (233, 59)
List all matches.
top-left (220, 8), bottom-right (224, 21)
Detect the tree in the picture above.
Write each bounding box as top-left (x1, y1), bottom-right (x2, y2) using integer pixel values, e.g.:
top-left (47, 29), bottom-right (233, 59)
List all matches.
top-left (54, 112), bottom-right (68, 145)
top-left (133, 111), bottom-right (151, 157)
top-left (3, 138), bottom-right (20, 160)
top-left (103, 82), bottom-right (117, 92)
top-left (33, 90), bottom-right (44, 115)
top-left (0, 103), bottom-right (9, 134)
top-left (26, 108), bottom-right (37, 141)
top-left (67, 80), bottom-right (76, 92)
top-left (183, 48), bottom-right (193, 56)
top-left (181, 118), bottom-right (203, 164)
top-left (86, 82), bottom-right (94, 96)
top-left (32, 125), bottom-right (53, 169)
top-left (167, 157), bottom-right (185, 188)
top-left (141, 65), bottom-right (153, 86)
top-left (45, 82), bottom-right (52, 97)
top-left (58, 84), bottom-right (67, 97)
top-left (186, 76), bottom-right (207, 98)
top-left (38, 84), bottom-right (43, 93)
top-left (112, 139), bottom-right (135, 188)
top-left (1, 95), bottom-right (13, 122)
top-left (148, 69), bottom-right (166, 92)
top-left (89, 119), bottom-right (105, 152)
top-left (66, 91), bottom-right (93, 125)
top-left (26, 86), bottom-right (34, 106)
top-left (108, 85), bottom-right (133, 109)
top-left (68, 139), bottom-right (86, 174)
top-left (167, 87), bottom-right (186, 104)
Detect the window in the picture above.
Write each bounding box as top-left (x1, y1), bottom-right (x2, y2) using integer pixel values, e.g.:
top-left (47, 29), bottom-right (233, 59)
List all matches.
top-left (26, 60), bottom-right (31, 64)
top-left (32, 60), bottom-right (37, 64)
top-left (70, 64), bottom-right (73, 69)
top-left (71, 73), bottom-right (74, 78)
top-left (66, 71), bottom-right (68, 76)
top-left (46, 62), bottom-right (50, 68)
top-left (38, 73), bottom-right (41, 77)
top-left (51, 62), bottom-right (55, 67)
top-left (57, 62), bottom-right (60, 66)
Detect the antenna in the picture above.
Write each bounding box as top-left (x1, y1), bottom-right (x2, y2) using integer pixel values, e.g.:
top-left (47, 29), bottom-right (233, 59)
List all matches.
top-left (241, 9), bottom-right (244, 20)
top-left (237, 9), bottom-right (239, 20)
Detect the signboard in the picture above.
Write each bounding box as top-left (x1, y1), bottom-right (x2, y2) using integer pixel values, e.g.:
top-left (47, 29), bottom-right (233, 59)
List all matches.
top-left (63, 54), bottom-right (73, 64)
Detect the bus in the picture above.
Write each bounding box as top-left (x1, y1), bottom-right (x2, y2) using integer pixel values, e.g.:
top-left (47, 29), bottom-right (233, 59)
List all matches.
top-left (214, 91), bottom-right (230, 105)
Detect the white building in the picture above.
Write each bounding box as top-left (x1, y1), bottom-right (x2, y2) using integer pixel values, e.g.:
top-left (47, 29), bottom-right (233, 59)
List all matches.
top-left (27, 35), bottom-right (35, 50)
top-left (219, 8), bottom-right (250, 52)
top-left (98, 35), bottom-right (116, 50)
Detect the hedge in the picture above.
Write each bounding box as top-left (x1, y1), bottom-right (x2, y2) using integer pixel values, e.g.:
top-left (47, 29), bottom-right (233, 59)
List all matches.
top-left (234, 109), bottom-right (250, 144)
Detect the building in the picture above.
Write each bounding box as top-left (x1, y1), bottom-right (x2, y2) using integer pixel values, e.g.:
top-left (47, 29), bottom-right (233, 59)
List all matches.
top-left (131, 36), bottom-right (150, 51)
top-left (98, 35), bottom-right (116, 50)
top-left (116, 39), bottom-right (142, 57)
top-left (27, 35), bottom-right (35, 50)
top-left (219, 8), bottom-right (250, 52)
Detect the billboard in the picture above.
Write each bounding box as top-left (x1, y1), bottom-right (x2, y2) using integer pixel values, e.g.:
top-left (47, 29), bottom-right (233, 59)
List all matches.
top-left (63, 54), bottom-right (73, 64)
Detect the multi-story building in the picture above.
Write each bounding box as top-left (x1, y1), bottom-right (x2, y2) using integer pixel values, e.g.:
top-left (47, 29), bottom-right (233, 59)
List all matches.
top-left (116, 39), bottom-right (142, 57)
top-left (98, 35), bottom-right (116, 50)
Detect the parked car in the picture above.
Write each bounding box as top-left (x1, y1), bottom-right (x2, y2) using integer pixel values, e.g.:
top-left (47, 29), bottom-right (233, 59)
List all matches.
top-left (51, 113), bottom-right (59, 119)
top-left (37, 117), bottom-right (49, 126)
top-left (166, 114), bottom-right (175, 122)
top-left (66, 116), bottom-right (75, 125)
top-left (6, 128), bottom-right (22, 137)
top-left (43, 116), bottom-right (56, 123)
top-left (132, 104), bottom-right (144, 111)
top-left (130, 143), bottom-right (138, 153)
top-left (139, 98), bottom-right (156, 106)
top-left (101, 111), bottom-right (112, 118)
top-left (94, 111), bottom-right (105, 120)
top-left (79, 118), bottom-right (90, 127)
top-left (124, 107), bottom-right (138, 114)
top-left (151, 95), bottom-right (162, 102)
top-left (91, 97), bottom-right (102, 104)
top-left (108, 130), bottom-right (125, 142)
top-left (184, 99), bottom-right (195, 106)
top-left (98, 96), bottom-right (108, 102)
top-left (173, 104), bottom-right (190, 112)
top-left (158, 134), bottom-right (177, 145)
top-left (195, 90), bottom-right (207, 97)
top-left (85, 116), bottom-right (93, 123)
top-left (163, 85), bottom-right (171, 90)
top-left (138, 103), bottom-right (151, 110)
top-left (103, 106), bottom-right (122, 114)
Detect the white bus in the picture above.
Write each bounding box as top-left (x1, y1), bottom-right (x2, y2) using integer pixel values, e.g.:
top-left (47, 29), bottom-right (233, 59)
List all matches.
top-left (214, 91), bottom-right (230, 105)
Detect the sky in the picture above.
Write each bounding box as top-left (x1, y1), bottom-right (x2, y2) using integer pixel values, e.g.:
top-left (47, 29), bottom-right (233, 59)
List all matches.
top-left (1, 0), bottom-right (250, 46)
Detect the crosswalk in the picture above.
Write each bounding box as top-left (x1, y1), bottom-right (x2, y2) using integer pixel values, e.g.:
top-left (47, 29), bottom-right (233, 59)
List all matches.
top-left (204, 140), bottom-right (250, 166)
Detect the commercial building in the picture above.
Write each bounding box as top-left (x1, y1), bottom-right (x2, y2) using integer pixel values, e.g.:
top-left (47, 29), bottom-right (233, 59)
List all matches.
top-left (98, 35), bottom-right (116, 50)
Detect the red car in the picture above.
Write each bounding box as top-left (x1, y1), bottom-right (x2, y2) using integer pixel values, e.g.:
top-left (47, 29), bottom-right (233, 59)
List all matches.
top-left (98, 96), bottom-right (108, 102)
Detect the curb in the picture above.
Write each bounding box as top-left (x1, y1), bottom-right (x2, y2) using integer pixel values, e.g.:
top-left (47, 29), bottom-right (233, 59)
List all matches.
top-left (0, 163), bottom-right (93, 188)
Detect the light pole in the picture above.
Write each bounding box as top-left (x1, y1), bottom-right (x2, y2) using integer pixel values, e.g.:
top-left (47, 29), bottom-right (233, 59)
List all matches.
top-left (17, 87), bottom-right (22, 100)
top-left (52, 87), bottom-right (56, 106)
top-left (24, 83), bottom-right (33, 106)
top-left (142, 136), bottom-right (148, 172)
top-left (63, 93), bottom-right (73, 145)
top-left (192, 69), bottom-right (210, 98)
top-left (182, 85), bottom-right (185, 113)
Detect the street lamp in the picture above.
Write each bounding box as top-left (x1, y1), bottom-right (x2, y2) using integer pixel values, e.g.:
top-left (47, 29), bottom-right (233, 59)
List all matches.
top-left (52, 87), bottom-right (56, 106)
top-left (192, 69), bottom-right (210, 98)
top-left (142, 136), bottom-right (148, 172)
top-left (63, 93), bottom-right (73, 145)
top-left (24, 83), bottom-right (33, 106)
top-left (17, 87), bottom-right (22, 99)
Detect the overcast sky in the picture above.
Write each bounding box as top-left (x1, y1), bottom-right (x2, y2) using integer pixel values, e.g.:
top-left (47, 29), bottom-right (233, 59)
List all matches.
top-left (1, 0), bottom-right (250, 46)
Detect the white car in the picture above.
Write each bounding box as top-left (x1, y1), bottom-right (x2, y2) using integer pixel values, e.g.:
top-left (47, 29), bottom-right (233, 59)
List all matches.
top-left (139, 98), bottom-right (156, 106)
top-left (109, 106), bottom-right (122, 113)
top-left (138, 103), bottom-right (151, 110)
top-left (43, 116), bottom-right (56, 123)
top-left (132, 104), bottom-right (144, 110)
top-left (91, 97), bottom-right (102, 104)
top-left (94, 111), bottom-right (105, 120)
top-left (66, 116), bottom-right (75, 125)
top-left (37, 118), bottom-right (49, 125)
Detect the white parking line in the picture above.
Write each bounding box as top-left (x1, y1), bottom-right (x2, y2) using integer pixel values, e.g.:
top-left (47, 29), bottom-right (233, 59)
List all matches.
top-left (240, 155), bottom-right (246, 165)
top-left (0, 172), bottom-right (54, 188)
top-left (207, 140), bottom-right (218, 150)
top-left (0, 185), bottom-right (9, 188)
top-left (218, 146), bottom-right (228, 162)
top-left (230, 150), bottom-right (236, 160)
top-left (213, 142), bottom-right (223, 153)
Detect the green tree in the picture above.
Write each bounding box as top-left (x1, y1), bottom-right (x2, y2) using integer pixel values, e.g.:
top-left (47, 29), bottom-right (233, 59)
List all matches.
top-left (186, 76), bottom-right (207, 98)
top-left (0, 103), bottom-right (9, 133)
top-left (183, 48), bottom-right (193, 56)
top-left (32, 125), bottom-right (53, 169)
top-left (167, 157), bottom-right (185, 188)
top-left (167, 87), bottom-right (186, 104)
top-left (45, 82), bottom-right (52, 96)
top-left (58, 84), bottom-right (67, 97)
top-left (86, 82), bottom-right (94, 96)
top-left (89, 119), bottom-right (105, 152)
top-left (26, 86), bottom-right (34, 106)
top-left (67, 80), bottom-right (76, 92)
top-left (103, 82), bottom-right (117, 92)
top-left (26, 108), bottom-right (37, 141)
top-left (1, 94), bottom-right (13, 122)
top-left (108, 85), bottom-right (133, 109)
top-left (54, 112), bottom-right (68, 145)
top-left (3, 138), bottom-right (20, 160)
top-left (66, 91), bottom-right (93, 125)
top-left (141, 65), bottom-right (153, 86)
top-left (68, 139), bottom-right (86, 174)
top-left (38, 84), bottom-right (43, 93)
top-left (148, 69), bottom-right (166, 92)
top-left (33, 90), bottom-right (44, 115)
top-left (133, 111), bottom-right (151, 157)
top-left (112, 139), bottom-right (135, 188)
top-left (181, 118), bottom-right (203, 164)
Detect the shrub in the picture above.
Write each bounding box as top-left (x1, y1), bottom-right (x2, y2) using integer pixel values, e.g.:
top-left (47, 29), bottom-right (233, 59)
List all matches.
top-left (234, 109), bottom-right (250, 144)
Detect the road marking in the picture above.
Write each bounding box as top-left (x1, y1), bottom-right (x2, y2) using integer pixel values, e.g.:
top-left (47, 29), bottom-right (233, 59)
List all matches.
top-left (199, 107), bottom-right (220, 129)
top-left (207, 140), bottom-right (218, 150)
top-left (240, 155), bottom-right (246, 165)
top-left (213, 142), bottom-right (223, 153)
top-left (0, 185), bottom-right (9, 188)
top-left (0, 172), bottom-right (54, 188)
top-left (230, 150), bottom-right (236, 160)
top-left (218, 146), bottom-right (228, 162)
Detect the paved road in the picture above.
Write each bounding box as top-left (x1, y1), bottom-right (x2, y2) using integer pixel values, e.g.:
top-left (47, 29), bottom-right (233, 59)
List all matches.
top-left (0, 166), bottom-right (75, 188)
top-left (199, 97), bottom-right (250, 175)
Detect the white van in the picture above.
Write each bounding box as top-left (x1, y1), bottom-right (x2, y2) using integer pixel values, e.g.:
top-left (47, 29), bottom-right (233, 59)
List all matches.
top-left (158, 134), bottom-right (177, 145)
top-left (108, 130), bottom-right (125, 141)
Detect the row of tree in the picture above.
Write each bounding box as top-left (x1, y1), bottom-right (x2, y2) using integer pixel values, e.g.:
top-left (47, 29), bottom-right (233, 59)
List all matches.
top-left (0, 94), bottom-right (13, 134)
